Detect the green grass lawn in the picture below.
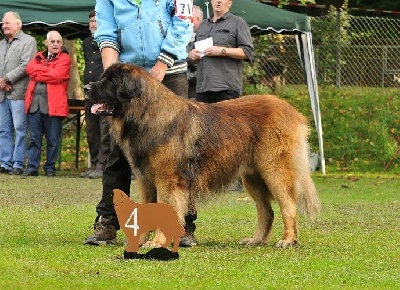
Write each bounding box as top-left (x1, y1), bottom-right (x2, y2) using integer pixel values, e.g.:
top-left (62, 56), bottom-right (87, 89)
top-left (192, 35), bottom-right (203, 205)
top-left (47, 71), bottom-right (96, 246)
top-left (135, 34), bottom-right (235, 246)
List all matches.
top-left (0, 173), bottom-right (398, 289)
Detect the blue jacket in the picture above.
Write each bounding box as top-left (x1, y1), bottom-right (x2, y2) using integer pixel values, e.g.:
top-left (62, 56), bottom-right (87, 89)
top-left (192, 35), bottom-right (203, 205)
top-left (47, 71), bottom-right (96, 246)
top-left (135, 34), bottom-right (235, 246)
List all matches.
top-left (95, 0), bottom-right (193, 71)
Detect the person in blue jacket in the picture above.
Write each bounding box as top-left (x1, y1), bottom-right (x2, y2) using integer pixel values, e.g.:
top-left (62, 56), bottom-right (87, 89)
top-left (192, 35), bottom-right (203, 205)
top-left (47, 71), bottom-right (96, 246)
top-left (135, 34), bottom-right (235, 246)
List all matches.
top-left (85, 0), bottom-right (197, 247)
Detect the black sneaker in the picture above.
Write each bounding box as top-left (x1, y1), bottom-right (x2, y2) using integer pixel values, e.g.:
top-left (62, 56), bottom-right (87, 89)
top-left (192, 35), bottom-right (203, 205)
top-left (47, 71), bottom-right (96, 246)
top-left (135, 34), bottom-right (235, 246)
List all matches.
top-left (9, 168), bottom-right (23, 175)
top-left (22, 169), bottom-right (39, 176)
top-left (179, 232), bottom-right (197, 247)
top-left (84, 215), bottom-right (117, 246)
top-left (0, 167), bottom-right (11, 174)
top-left (45, 171), bottom-right (56, 177)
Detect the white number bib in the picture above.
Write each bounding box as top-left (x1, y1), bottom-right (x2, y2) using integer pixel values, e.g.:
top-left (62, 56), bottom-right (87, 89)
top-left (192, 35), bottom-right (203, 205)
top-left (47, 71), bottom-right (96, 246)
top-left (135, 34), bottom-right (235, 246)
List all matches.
top-left (175, 0), bottom-right (193, 22)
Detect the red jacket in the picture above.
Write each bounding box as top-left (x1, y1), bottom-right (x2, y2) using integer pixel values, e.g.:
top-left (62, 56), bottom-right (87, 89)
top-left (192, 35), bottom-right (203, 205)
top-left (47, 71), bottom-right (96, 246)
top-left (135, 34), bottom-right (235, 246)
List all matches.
top-left (25, 49), bottom-right (71, 117)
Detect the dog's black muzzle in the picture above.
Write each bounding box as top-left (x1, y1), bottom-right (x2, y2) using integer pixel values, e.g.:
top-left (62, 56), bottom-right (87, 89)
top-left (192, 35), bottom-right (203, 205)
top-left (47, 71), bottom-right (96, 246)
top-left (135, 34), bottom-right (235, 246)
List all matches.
top-left (84, 82), bottom-right (115, 116)
top-left (83, 83), bottom-right (92, 100)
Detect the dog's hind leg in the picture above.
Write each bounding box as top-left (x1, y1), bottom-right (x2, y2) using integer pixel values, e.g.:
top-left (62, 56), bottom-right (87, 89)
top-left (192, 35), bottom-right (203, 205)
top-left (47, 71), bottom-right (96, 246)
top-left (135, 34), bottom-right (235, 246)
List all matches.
top-left (240, 173), bottom-right (274, 246)
top-left (136, 181), bottom-right (157, 247)
top-left (171, 235), bottom-right (180, 252)
top-left (263, 171), bottom-right (299, 248)
top-left (150, 229), bottom-right (167, 248)
top-left (151, 184), bottom-right (189, 248)
top-left (162, 233), bottom-right (172, 249)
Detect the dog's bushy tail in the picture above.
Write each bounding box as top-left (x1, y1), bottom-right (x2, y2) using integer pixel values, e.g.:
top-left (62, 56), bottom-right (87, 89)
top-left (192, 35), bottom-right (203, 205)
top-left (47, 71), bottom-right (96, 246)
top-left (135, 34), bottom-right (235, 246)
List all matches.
top-left (297, 173), bottom-right (321, 220)
top-left (294, 125), bottom-right (322, 220)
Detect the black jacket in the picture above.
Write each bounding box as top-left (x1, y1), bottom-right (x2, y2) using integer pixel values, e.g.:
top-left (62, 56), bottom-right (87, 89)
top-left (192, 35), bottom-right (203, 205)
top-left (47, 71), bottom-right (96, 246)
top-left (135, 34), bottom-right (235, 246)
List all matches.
top-left (83, 35), bottom-right (103, 84)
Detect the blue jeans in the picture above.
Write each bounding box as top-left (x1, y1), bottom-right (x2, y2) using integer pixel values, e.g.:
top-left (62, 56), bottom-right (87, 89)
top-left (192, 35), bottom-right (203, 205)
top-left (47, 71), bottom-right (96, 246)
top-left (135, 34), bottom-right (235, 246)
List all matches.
top-left (26, 109), bottom-right (62, 173)
top-left (0, 99), bottom-right (27, 170)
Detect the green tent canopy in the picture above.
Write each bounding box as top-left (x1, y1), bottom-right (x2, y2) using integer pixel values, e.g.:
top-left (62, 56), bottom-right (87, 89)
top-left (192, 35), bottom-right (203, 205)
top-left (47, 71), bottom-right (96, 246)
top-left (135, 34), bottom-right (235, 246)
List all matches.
top-left (1, 0), bottom-right (311, 38)
top-left (0, 0), bottom-right (96, 39)
top-left (0, 0), bottom-right (325, 173)
top-left (194, 0), bottom-right (311, 34)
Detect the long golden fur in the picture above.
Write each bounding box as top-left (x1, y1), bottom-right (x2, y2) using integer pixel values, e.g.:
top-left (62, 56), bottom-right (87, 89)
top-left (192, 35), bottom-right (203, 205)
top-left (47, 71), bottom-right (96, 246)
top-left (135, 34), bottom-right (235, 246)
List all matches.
top-left (89, 63), bottom-right (321, 248)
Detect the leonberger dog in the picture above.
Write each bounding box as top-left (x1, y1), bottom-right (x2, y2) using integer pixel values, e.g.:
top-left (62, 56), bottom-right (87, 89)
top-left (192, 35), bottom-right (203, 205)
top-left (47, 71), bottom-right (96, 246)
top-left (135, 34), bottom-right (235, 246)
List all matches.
top-left (89, 63), bottom-right (321, 248)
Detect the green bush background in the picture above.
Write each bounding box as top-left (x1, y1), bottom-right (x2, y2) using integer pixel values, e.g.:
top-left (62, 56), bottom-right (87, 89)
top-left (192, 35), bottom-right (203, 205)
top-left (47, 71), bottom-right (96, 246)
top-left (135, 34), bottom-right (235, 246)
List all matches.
top-left (282, 85), bottom-right (399, 173)
top-left (279, 85), bottom-right (399, 173)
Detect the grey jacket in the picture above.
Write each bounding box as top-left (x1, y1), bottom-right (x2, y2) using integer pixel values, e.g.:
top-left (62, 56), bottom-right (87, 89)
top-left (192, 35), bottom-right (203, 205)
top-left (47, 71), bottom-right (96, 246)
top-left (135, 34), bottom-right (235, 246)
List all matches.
top-left (0, 30), bottom-right (37, 101)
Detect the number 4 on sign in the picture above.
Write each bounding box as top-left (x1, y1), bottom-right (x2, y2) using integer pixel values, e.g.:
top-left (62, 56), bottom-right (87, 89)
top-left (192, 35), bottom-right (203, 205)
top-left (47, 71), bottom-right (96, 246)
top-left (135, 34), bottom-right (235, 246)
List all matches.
top-left (125, 208), bottom-right (140, 236)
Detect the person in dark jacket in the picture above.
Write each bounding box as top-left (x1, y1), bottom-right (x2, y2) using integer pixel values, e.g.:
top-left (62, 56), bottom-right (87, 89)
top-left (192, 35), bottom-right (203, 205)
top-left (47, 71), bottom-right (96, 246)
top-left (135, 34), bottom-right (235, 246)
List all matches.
top-left (80, 10), bottom-right (110, 179)
top-left (24, 31), bottom-right (71, 177)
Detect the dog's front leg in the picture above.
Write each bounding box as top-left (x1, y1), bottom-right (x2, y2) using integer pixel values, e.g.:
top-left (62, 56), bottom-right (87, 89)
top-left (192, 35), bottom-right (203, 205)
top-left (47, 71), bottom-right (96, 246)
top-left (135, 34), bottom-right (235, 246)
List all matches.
top-left (139, 232), bottom-right (150, 247)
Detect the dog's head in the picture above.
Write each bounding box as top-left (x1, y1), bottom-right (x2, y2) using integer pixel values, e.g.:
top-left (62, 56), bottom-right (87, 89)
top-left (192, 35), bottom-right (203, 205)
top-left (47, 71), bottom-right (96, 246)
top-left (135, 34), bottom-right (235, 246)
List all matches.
top-left (87, 63), bottom-right (146, 117)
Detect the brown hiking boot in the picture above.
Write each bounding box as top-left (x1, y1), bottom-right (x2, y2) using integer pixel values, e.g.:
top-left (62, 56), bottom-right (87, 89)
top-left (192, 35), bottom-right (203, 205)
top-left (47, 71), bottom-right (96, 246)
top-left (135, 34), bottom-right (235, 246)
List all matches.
top-left (84, 215), bottom-right (117, 245)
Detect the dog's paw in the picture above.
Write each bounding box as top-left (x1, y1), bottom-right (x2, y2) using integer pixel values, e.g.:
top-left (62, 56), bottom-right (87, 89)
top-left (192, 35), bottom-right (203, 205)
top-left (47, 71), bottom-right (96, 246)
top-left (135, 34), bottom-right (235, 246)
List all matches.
top-left (275, 239), bottom-right (298, 248)
top-left (141, 240), bottom-right (163, 249)
top-left (239, 237), bottom-right (264, 246)
top-left (141, 240), bottom-right (153, 249)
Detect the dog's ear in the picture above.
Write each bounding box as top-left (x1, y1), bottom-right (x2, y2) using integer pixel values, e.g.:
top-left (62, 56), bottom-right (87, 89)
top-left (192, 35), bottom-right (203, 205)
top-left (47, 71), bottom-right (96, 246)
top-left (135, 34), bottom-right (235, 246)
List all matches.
top-left (116, 67), bottom-right (144, 101)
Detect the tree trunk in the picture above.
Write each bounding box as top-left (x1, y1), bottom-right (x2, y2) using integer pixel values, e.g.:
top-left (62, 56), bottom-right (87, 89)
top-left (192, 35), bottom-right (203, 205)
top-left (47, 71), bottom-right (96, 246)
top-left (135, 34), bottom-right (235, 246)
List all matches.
top-left (64, 39), bottom-right (83, 100)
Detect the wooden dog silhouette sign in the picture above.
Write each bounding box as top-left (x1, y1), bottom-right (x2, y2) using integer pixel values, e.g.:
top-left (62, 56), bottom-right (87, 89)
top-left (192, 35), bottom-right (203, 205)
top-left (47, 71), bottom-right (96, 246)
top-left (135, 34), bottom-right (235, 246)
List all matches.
top-left (113, 189), bottom-right (185, 260)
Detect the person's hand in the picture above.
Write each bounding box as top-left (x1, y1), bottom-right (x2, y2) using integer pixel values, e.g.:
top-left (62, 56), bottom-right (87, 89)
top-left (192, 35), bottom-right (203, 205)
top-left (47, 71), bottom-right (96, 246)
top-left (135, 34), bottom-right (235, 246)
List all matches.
top-left (189, 49), bottom-right (202, 61)
top-left (0, 77), bottom-right (7, 90)
top-left (149, 61), bottom-right (168, 82)
top-left (204, 46), bottom-right (224, 57)
top-left (4, 84), bottom-right (12, 92)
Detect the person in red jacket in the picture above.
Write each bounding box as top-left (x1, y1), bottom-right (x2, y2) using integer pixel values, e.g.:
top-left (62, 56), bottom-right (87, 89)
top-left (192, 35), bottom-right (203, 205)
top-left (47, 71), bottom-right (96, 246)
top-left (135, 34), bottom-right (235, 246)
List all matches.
top-left (24, 30), bottom-right (71, 177)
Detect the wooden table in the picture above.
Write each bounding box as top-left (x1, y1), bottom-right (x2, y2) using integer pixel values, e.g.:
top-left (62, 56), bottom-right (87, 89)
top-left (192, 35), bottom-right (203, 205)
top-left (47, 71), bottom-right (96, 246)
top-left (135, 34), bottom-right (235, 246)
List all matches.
top-left (59, 99), bottom-right (85, 169)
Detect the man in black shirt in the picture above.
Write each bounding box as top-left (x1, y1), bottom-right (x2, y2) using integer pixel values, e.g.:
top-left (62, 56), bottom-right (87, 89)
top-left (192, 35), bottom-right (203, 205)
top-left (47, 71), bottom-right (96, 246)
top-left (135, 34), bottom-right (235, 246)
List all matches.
top-left (81, 10), bottom-right (110, 179)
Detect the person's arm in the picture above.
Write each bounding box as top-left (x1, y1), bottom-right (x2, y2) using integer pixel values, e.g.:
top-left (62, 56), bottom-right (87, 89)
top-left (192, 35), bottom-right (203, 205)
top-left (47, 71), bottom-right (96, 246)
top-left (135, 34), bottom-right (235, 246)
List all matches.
top-left (153, 0), bottom-right (193, 79)
top-left (101, 47), bottom-right (119, 70)
top-left (3, 35), bottom-right (37, 84)
top-left (149, 61), bottom-right (168, 82)
top-left (34, 53), bottom-right (71, 84)
top-left (94, 0), bottom-right (120, 70)
top-left (203, 18), bottom-right (253, 61)
top-left (235, 18), bottom-right (254, 63)
top-left (26, 53), bottom-right (44, 80)
top-left (203, 46), bottom-right (248, 60)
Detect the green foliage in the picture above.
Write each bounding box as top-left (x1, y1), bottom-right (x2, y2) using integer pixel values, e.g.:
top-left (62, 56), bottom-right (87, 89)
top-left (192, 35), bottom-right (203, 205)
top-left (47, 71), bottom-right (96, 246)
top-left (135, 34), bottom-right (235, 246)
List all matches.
top-left (75, 38), bottom-right (85, 84)
top-left (275, 0), bottom-right (316, 8)
top-left (0, 174), bottom-right (399, 288)
top-left (243, 34), bottom-right (286, 90)
top-left (274, 85), bottom-right (400, 173)
top-left (311, 0), bottom-right (351, 85)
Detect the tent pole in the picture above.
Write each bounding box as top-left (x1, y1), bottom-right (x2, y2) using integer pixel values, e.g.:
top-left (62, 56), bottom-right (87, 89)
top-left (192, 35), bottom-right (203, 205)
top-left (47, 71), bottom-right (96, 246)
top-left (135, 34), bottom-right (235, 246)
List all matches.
top-left (297, 33), bottom-right (326, 174)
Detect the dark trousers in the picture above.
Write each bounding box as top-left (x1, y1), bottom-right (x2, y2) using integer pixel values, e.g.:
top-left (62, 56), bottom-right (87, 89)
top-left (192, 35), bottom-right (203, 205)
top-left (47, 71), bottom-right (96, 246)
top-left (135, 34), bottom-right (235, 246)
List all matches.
top-left (26, 109), bottom-right (62, 173)
top-left (84, 100), bottom-right (110, 171)
top-left (195, 90), bottom-right (240, 103)
top-left (95, 72), bottom-right (197, 232)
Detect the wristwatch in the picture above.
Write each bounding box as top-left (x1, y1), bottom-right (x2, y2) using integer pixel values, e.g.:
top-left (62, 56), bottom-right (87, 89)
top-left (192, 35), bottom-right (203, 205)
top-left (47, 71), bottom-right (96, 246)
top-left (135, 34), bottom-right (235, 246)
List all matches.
top-left (221, 47), bottom-right (227, 57)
